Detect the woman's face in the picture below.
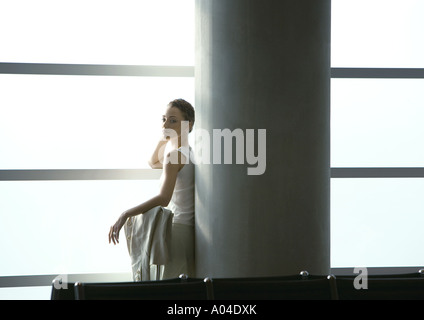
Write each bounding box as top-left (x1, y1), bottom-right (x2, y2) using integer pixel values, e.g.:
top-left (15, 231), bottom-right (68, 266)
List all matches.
top-left (162, 106), bottom-right (190, 140)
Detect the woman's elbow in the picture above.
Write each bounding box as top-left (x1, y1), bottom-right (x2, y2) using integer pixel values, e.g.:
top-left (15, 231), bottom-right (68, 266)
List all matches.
top-left (147, 160), bottom-right (153, 168)
top-left (149, 161), bottom-right (163, 169)
top-left (157, 194), bottom-right (172, 208)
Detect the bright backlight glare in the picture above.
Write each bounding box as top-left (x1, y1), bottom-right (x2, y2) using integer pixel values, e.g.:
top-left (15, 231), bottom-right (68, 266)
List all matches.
top-left (332, 0), bottom-right (424, 67)
top-left (331, 79), bottom-right (424, 167)
top-left (0, 0), bottom-right (194, 65)
top-left (331, 178), bottom-right (424, 267)
top-left (0, 180), bottom-right (160, 276)
top-left (0, 74), bottom-right (194, 169)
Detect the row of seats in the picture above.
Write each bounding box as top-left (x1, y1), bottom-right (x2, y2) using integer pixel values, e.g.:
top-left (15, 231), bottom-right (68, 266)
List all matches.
top-left (51, 269), bottom-right (424, 300)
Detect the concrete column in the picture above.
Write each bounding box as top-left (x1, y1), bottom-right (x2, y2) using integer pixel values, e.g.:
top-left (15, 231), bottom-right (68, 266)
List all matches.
top-left (195, 0), bottom-right (331, 277)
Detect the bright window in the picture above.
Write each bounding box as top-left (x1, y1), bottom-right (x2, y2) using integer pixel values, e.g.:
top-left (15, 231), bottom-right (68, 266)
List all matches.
top-left (331, 0), bottom-right (424, 68)
top-left (331, 178), bottom-right (424, 267)
top-left (0, 0), bottom-right (195, 288)
top-left (0, 180), bottom-right (160, 276)
top-left (0, 0), bottom-right (194, 65)
top-left (0, 74), bottom-right (194, 169)
top-left (331, 0), bottom-right (424, 268)
top-left (1, 1), bottom-right (423, 298)
top-left (331, 79), bottom-right (424, 167)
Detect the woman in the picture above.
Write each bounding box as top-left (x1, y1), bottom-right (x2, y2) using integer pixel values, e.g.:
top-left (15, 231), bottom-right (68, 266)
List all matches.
top-left (109, 99), bottom-right (195, 278)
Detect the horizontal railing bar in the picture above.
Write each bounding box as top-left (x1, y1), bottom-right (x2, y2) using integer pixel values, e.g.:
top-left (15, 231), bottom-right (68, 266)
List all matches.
top-left (331, 167), bottom-right (424, 178)
top-left (331, 68), bottom-right (424, 79)
top-left (2, 168), bottom-right (424, 180)
top-left (0, 169), bottom-right (162, 181)
top-left (2, 64), bottom-right (424, 79)
top-left (0, 63), bottom-right (194, 77)
top-left (0, 273), bottom-right (132, 288)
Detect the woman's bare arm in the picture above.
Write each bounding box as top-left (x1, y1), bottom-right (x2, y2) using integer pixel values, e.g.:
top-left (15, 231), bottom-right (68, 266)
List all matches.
top-left (109, 150), bottom-right (185, 244)
top-left (148, 139), bottom-right (168, 169)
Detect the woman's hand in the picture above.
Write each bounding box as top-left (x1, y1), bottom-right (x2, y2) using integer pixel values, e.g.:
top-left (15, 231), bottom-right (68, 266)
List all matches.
top-left (108, 155), bottom-right (181, 245)
top-left (108, 212), bottom-right (128, 245)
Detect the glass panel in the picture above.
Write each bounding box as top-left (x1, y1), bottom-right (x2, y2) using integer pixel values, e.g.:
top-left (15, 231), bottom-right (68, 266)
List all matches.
top-left (331, 79), bottom-right (424, 167)
top-left (331, 178), bottom-right (424, 268)
top-left (0, 74), bottom-right (194, 169)
top-left (0, 0), bottom-right (194, 65)
top-left (332, 0), bottom-right (424, 68)
top-left (0, 180), bottom-right (161, 276)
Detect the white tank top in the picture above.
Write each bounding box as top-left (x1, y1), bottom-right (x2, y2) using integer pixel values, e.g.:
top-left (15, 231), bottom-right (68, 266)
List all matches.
top-left (162, 146), bottom-right (195, 226)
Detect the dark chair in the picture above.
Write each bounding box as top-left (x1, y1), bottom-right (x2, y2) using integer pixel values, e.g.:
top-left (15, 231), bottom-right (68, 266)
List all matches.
top-left (208, 271), bottom-right (308, 283)
top-left (50, 275), bottom-right (185, 300)
top-left (74, 276), bottom-right (208, 300)
top-left (335, 276), bottom-right (424, 300)
top-left (205, 274), bottom-right (338, 300)
top-left (50, 279), bottom-right (75, 300)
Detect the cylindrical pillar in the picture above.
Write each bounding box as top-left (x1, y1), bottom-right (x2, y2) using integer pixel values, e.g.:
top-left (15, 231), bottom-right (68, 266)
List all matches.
top-left (195, 0), bottom-right (331, 277)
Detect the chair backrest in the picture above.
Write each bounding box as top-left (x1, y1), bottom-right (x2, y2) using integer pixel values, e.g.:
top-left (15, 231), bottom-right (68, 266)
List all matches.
top-left (336, 277), bottom-right (424, 300)
top-left (208, 274), bottom-right (305, 283)
top-left (74, 278), bottom-right (208, 300)
top-left (207, 276), bottom-right (337, 300)
top-left (50, 280), bottom-right (75, 300)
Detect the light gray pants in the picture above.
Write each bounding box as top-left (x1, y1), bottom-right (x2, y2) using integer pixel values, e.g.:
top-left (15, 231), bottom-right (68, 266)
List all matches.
top-left (162, 223), bottom-right (195, 279)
